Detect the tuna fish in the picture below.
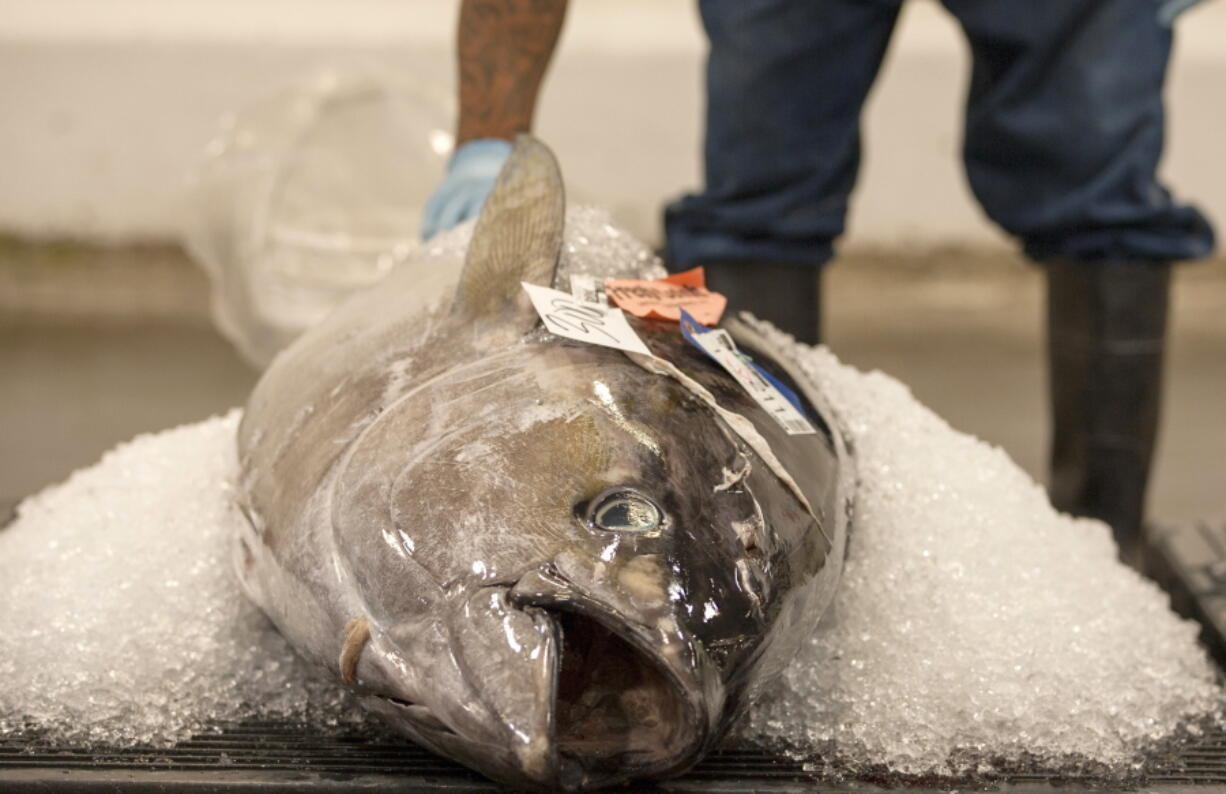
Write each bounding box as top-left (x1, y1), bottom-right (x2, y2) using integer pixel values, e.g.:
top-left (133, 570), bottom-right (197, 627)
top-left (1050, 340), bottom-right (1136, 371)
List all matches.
top-left (234, 136), bottom-right (853, 790)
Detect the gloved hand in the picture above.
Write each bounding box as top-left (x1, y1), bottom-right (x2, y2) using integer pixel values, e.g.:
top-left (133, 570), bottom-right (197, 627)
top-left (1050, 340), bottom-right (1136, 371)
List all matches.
top-left (421, 138), bottom-right (514, 240)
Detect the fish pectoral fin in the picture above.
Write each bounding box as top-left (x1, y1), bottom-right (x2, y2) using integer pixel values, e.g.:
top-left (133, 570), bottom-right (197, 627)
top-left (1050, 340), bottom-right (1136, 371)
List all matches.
top-left (451, 134), bottom-right (565, 333)
top-left (339, 616), bottom-right (372, 685)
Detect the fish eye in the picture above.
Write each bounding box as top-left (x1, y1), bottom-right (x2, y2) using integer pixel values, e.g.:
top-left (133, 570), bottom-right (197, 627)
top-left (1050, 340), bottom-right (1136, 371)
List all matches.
top-left (587, 489), bottom-right (662, 533)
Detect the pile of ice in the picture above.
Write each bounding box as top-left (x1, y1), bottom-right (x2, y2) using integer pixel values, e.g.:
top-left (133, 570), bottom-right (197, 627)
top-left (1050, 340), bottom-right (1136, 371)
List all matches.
top-left (0, 412), bottom-right (365, 746)
top-left (742, 327), bottom-right (1223, 775)
top-left (0, 208), bottom-right (1221, 776)
top-left (2, 355), bottom-right (1219, 773)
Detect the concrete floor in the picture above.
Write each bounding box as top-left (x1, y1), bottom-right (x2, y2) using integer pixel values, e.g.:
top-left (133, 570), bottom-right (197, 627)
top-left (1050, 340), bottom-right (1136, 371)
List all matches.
top-left (1, 242), bottom-right (1224, 532)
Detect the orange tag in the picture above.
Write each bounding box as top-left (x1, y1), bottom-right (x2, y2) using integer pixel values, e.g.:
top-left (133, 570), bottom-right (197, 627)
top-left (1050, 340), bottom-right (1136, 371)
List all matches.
top-left (604, 267), bottom-right (727, 326)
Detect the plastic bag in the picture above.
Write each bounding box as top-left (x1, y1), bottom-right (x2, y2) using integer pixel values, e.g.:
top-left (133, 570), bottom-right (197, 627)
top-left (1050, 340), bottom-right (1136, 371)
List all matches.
top-left (183, 71), bottom-right (450, 367)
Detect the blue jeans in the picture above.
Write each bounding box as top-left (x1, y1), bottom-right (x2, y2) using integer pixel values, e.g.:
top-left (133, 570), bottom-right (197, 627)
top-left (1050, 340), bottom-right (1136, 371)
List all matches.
top-left (664, 0), bottom-right (1215, 267)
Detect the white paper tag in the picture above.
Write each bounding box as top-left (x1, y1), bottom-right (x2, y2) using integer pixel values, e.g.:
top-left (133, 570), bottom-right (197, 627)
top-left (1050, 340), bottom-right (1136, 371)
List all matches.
top-left (569, 273), bottom-right (608, 305)
top-left (685, 327), bottom-right (815, 436)
top-left (522, 282), bottom-right (651, 356)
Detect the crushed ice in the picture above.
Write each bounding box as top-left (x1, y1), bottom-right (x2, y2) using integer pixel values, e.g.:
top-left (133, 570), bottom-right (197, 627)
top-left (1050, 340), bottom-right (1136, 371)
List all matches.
top-left (1, 210), bottom-right (1221, 777)
top-left (0, 412), bottom-right (366, 746)
top-left (741, 326), bottom-right (1223, 776)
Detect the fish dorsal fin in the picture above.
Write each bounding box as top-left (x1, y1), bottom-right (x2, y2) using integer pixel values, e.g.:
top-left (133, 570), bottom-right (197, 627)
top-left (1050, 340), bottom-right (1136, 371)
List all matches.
top-left (452, 135), bottom-right (565, 331)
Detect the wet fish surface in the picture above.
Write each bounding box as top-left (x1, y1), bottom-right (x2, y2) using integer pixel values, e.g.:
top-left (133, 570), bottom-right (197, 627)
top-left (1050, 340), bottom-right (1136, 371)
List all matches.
top-left (234, 136), bottom-right (854, 790)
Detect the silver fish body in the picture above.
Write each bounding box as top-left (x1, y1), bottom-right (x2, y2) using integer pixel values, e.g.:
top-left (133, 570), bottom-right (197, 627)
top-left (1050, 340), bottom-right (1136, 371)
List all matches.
top-left (235, 137), bottom-right (853, 790)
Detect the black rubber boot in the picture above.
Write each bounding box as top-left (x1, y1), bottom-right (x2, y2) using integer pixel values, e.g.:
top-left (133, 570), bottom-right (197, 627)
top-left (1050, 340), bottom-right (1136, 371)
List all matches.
top-left (1046, 259), bottom-right (1172, 570)
top-left (699, 261), bottom-right (822, 345)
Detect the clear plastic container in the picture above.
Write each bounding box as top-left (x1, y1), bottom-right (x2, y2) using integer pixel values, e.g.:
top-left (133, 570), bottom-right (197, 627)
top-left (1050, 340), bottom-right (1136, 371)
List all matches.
top-left (183, 70), bottom-right (450, 367)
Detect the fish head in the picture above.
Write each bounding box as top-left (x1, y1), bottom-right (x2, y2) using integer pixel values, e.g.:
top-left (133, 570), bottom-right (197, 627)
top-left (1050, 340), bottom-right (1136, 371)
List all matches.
top-left (333, 340), bottom-right (820, 790)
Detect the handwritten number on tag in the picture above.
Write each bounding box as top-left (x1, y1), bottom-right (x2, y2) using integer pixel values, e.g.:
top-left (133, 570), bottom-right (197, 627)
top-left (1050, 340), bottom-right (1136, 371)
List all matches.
top-left (522, 282), bottom-right (651, 356)
top-left (541, 295), bottom-right (619, 344)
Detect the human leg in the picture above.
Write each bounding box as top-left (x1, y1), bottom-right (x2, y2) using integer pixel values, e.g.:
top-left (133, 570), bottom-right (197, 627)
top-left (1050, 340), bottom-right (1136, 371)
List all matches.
top-left (943, 0), bottom-right (1213, 264)
top-left (1045, 259), bottom-right (1170, 568)
top-left (666, 0), bottom-right (903, 342)
top-left (944, 0), bottom-right (1215, 565)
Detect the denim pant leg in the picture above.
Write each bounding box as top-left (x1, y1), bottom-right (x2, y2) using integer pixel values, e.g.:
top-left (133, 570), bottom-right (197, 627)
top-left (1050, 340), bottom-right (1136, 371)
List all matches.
top-left (664, 0), bottom-right (901, 269)
top-left (942, 0), bottom-right (1215, 263)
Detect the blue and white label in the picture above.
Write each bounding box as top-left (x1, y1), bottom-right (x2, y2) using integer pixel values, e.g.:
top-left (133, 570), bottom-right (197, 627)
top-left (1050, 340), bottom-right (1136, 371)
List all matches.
top-left (679, 310), bottom-right (815, 436)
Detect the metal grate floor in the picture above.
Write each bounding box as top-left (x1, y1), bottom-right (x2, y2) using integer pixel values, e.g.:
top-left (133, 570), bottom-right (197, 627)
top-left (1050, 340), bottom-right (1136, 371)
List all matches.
top-left (0, 720), bottom-right (805, 792)
top-left (4, 719), bottom-right (1226, 792)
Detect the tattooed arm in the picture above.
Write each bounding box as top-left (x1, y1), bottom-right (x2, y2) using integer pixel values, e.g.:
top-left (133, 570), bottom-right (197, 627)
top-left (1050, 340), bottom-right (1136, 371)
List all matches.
top-left (456, 0), bottom-right (569, 145)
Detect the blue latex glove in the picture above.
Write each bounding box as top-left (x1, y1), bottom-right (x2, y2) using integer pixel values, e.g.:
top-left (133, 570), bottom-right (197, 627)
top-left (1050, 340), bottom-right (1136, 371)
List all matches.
top-left (421, 138), bottom-right (514, 240)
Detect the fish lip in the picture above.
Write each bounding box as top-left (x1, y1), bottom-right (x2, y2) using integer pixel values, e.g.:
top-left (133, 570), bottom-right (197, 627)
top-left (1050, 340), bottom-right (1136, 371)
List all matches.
top-left (362, 692), bottom-right (558, 793)
top-left (353, 592), bottom-right (563, 789)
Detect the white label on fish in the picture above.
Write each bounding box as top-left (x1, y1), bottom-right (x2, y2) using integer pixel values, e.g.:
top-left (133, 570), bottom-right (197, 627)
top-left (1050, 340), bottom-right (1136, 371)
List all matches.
top-left (522, 282), bottom-right (651, 356)
top-left (684, 326), bottom-right (816, 436)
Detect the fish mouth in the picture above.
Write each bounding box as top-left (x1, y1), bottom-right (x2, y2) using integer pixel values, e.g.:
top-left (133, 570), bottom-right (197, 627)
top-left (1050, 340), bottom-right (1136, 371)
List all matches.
top-left (547, 606), bottom-right (701, 789)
